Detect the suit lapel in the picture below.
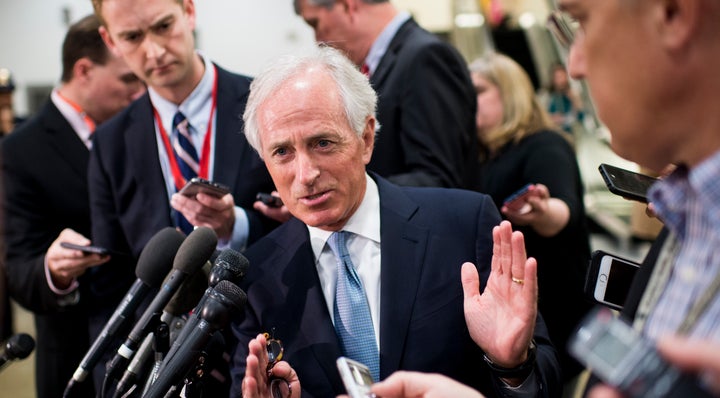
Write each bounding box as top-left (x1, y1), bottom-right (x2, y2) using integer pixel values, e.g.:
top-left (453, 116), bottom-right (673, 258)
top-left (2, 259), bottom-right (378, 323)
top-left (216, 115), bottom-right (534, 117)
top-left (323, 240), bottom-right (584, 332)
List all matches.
top-left (126, 95), bottom-right (172, 219)
top-left (375, 177), bottom-right (428, 377)
top-left (370, 19), bottom-right (416, 88)
top-left (272, 219), bottom-right (345, 392)
top-left (41, 102), bottom-right (89, 179)
top-left (211, 65), bottom-right (250, 186)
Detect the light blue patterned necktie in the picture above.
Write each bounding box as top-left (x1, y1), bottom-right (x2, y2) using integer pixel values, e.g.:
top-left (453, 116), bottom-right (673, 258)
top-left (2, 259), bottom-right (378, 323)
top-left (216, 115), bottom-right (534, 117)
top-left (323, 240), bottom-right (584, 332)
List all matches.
top-left (329, 231), bottom-right (380, 381)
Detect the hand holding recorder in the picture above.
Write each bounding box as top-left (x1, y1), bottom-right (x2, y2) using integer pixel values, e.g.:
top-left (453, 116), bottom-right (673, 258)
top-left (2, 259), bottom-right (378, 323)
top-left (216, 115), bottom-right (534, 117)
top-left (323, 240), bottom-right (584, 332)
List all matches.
top-left (171, 177), bottom-right (236, 240)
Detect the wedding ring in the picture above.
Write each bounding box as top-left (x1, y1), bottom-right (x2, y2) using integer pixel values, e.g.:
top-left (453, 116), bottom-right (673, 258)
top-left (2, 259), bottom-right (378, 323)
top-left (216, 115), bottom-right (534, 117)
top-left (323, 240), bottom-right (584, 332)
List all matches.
top-left (512, 277), bottom-right (524, 285)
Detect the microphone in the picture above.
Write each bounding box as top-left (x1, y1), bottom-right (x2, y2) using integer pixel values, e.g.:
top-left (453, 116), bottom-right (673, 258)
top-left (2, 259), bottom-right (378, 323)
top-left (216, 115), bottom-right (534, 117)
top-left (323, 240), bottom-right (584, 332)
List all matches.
top-left (143, 280), bottom-right (247, 398)
top-left (63, 227), bottom-right (184, 396)
top-left (0, 333), bottom-right (35, 372)
top-left (104, 227), bottom-right (217, 385)
top-left (160, 249), bottom-right (249, 371)
top-left (112, 263), bottom-right (211, 398)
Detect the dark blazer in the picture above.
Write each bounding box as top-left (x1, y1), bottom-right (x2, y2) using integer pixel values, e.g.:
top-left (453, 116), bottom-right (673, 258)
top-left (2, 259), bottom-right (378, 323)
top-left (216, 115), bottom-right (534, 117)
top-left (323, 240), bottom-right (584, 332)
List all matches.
top-left (87, 65), bottom-right (275, 310)
top-left (368, 18), bottom-right (478, 189)
top-left (230, 175), bottom-right (562, 397)
top-left (1, 100), bottom-right (96, 397)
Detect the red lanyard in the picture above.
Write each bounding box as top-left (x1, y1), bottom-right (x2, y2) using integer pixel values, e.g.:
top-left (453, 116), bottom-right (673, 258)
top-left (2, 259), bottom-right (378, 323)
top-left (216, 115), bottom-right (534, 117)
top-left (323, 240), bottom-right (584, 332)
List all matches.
top-left (154, 66), bottom-right (218, 191)
top-left (56, 90), bottom-right (96, 131)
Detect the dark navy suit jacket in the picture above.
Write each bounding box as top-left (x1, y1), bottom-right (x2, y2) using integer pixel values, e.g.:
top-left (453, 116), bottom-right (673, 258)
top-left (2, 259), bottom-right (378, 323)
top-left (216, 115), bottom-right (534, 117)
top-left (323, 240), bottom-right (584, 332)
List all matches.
top-left (368, 18), bottom-right (478, 188)
top-left (2, 100), bottom-right (96, 397)
top-left (230, 175), bottom-right (562, 397)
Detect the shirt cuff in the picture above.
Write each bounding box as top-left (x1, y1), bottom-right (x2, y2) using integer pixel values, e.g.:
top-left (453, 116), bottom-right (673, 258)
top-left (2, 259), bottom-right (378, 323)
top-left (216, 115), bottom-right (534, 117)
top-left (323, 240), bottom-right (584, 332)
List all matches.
top-left (217, 206), bottom-right (249, 252)
top-left (497, 371), bottom-right (539, 397)
top-left (44, 255), bottom-right (79, 296)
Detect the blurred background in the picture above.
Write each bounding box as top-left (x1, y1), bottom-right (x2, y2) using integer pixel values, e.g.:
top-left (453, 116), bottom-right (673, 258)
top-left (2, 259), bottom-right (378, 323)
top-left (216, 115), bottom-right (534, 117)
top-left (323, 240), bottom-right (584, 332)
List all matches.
top-left (0, 0), bottom-right (657, 396)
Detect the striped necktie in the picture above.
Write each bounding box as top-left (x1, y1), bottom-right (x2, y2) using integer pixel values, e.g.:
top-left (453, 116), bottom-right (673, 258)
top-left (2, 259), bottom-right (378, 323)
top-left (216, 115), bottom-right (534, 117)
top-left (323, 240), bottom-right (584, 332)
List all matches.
top-left (172, 111), bottom-right (198, 234)
top-left (329, 231), bottom-right (380, 381)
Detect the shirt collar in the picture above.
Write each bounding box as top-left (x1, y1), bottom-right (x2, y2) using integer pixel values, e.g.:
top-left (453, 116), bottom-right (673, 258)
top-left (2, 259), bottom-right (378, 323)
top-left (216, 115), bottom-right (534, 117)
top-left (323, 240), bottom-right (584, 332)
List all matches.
top-left (148, 53), bottom-right (215, 135)
top-left (308, 173), bottom-right (381, 261)
top-left (649, 150), bottom-right (720, 237)
top-left (363, 11), bottom-right (410, 74)
top-left (50, 89), bottom-right (93, 148)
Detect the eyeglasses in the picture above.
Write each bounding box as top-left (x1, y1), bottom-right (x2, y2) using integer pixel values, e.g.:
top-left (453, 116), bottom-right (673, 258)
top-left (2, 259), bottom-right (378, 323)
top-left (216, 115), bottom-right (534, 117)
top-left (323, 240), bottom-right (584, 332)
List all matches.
top-left (264, 330), bottom-right (290, 398)
top-left (547, 10), bottom-right (579, 49)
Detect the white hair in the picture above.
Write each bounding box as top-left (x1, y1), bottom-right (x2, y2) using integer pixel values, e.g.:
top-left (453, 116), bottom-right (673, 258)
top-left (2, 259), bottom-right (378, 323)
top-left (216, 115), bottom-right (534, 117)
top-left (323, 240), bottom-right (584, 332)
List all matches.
top-left (243, 45), bottom-right (378, 157)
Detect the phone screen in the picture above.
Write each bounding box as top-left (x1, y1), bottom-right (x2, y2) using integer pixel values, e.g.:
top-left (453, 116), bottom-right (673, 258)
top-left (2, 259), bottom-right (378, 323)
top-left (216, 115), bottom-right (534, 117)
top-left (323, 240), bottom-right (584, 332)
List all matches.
top-left (604, 259), bottom-right (639, 306)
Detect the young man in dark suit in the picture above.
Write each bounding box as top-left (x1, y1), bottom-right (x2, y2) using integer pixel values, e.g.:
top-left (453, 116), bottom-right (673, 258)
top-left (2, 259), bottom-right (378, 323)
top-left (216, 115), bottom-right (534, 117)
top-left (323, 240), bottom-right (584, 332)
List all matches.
top-left (1, 14), bottom-right (144, 398)
top-left (231, 45), bottom-right (562, 398)
top-left (87, 0), bottom-right (277, 390)
top-left (294, 0), bottom-right (478, 189)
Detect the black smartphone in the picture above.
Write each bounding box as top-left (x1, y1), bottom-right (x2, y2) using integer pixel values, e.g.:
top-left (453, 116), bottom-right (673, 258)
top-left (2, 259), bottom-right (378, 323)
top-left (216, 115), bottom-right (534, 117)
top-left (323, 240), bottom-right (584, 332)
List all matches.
top-left (569, 307), bottom-right (714, 398)
top-left (503, 183), bottom-right (533, 214)
top-left (585, 250), bottom-right (641, 311)
top-left (336, 357), bottom-right (375, 398)
top-left (178, 177), bottom-right (230, 198)
top-left (598, 163), bottom-right (658, 203)
top-left (60, 242), bottom-right (110, 256)
top-left (255, 192), bottom-right (283, 208)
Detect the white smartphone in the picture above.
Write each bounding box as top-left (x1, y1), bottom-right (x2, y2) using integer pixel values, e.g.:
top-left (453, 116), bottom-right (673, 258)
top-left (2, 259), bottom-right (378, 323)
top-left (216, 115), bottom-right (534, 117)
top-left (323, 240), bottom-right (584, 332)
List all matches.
top-left (585, 250), bottom-right (641, 311)
top-left (336, 357), bottom-right (376, 398)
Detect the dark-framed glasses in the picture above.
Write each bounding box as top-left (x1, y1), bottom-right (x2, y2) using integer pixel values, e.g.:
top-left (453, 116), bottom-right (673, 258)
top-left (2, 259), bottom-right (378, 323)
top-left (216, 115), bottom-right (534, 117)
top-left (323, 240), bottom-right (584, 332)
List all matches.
top-left (547, 10), bottom-right (579, 49)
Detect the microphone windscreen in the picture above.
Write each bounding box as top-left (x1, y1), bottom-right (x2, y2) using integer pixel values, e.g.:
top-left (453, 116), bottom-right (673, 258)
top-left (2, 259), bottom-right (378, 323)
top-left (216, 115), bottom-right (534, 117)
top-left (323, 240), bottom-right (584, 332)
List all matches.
top-left (212, 249), bottom-right (249, 285)
top-left (213, 280), bottom-right (247, 312)
top-left (6, 333), bottom-right (35, 360)
top-left (165, 263), bottom-right (211, 316)
top-left (172, 227), bottom-right (218, 274)
top-left (135, 227), bottom-right (186, 286)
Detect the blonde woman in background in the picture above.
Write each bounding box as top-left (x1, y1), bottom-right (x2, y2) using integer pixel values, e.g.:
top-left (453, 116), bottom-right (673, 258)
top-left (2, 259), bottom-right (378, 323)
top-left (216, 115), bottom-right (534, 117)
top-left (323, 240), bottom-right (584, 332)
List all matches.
top-left (469, 52), bottom-right (592, 392)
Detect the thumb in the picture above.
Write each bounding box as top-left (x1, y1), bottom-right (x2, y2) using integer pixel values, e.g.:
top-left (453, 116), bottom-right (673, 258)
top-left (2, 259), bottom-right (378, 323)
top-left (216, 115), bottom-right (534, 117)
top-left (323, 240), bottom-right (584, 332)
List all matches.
top-left (461, 262), bottom-right (481, 300)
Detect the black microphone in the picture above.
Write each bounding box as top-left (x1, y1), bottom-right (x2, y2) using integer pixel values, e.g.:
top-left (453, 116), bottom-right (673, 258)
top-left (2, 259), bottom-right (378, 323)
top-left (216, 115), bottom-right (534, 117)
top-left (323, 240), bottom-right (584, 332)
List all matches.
top-left (160, 249), bottom-right (249, 371)
top-left (0, 333), bottom-right (35, 372)
top-left (143, 280), bottom-right (247, 398)
top-left (63, 227), bottom-right (184, 397)
top-left (104, 227), bottom-right (217, 385)
top-left (112, 262), bottom-right (211, 398)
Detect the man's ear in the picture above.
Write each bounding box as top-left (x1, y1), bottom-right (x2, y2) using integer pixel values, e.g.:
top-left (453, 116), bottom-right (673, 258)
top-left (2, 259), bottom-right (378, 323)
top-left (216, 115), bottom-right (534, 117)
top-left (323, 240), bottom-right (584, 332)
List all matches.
top-left (361, 116), bottom-right (376, 165)
top-left (98, 26), bottom-right (121, 57)
top-left (657, 0), bottom-right (700, 51)
top-left (73, 58), bottom-right (95, 82)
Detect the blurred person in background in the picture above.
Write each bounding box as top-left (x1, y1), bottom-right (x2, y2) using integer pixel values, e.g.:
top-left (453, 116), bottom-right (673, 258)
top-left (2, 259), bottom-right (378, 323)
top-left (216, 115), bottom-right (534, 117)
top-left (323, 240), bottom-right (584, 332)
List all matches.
top-left (1, 14), bottom-right (144, 398)
top-left (469, 52), bottom-right (592, 392)
top-left (294, 0), bottom-right (478, 188)
top-left (540, 62), bottom-right (584, 136)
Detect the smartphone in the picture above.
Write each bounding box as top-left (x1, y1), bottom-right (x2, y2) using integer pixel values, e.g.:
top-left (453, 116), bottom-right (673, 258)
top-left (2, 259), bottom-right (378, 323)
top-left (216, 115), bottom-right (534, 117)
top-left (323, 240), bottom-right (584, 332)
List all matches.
top-left (569, 307), bottom-right (713, 398)
top-left (178, 177), bottom-right (230, 198)
top-left (256, 192), bottom-right (283, 208)
top-left (598, 163), bottom-right (658, 203)
top-left (60, 242), bottom-right (110, 256)
top-left (585, 250), bottom-right (640, 311)
top-left (503, 183), bottom-right (533, 214)
top-left (336, 357), bottom-right (376, 398)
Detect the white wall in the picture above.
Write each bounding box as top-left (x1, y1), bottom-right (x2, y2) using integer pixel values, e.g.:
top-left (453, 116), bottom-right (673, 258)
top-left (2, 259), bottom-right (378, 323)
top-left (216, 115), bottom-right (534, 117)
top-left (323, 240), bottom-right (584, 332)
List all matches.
top-left (0, 0), bottom-right (316, 116)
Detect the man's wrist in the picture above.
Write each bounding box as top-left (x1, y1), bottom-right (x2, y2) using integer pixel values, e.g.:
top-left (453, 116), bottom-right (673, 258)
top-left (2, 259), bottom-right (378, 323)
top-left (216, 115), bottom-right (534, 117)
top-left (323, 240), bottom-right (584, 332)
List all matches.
top-left (483, 339), bottom-right (536, 381)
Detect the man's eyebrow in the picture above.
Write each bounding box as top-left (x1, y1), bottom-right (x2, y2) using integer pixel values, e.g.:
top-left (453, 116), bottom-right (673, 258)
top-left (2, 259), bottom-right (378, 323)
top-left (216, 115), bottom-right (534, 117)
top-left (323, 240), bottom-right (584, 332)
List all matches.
top-left (150, 14), bottom-right (174, 30)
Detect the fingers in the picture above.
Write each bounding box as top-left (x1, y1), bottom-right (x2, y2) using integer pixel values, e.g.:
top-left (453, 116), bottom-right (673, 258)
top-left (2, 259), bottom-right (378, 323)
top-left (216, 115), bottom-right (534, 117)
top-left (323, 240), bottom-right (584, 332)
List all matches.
top-left (461, 262), bottom-right (480, 301)
top-left (510, 230), bottom-right (527, 283)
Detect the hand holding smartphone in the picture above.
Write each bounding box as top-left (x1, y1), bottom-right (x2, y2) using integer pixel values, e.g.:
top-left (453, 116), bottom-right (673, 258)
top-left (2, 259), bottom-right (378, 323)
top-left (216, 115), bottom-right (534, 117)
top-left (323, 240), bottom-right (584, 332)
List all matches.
top-left (256, 192), bottom-right (283, 208)
top-left (178, 177), bottom-right (230, 199)
top-left (569, 307), bottom-right (714, 398)
top-left (503, 183), bottom-right (534, 214)
top-left (60, 242), bottom-right (110, 256)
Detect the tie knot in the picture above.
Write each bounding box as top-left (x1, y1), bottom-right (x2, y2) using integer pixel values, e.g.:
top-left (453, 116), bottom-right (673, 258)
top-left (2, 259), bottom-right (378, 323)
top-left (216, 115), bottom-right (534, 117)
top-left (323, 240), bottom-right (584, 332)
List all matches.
top-left (173, 111), bottom-right (188, 129)
top-left (328, 231), bottom-right (350, 259)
